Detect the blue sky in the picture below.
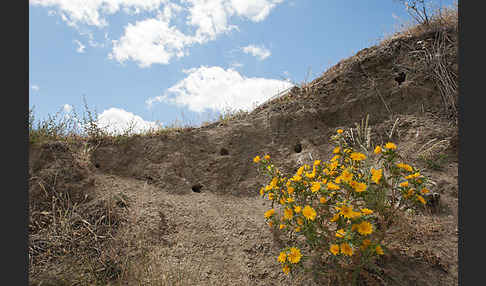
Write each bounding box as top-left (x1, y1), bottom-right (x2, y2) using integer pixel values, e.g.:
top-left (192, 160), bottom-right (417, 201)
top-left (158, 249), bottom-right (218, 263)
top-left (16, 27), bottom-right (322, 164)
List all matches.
top-left (29, 0), bottom-right (455, 134)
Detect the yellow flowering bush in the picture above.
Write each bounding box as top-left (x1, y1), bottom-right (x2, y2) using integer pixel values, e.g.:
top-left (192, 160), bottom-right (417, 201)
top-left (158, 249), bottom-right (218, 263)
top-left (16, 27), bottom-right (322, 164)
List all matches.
top-left (253, 129), bottom-right (431, 283)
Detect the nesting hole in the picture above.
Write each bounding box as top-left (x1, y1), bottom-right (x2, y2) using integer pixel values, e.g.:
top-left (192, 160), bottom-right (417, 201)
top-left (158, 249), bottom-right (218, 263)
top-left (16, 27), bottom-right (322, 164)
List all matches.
top-left (294, 143), bottom-right (303, 153)
top-left (192, 183), bottom-right (203, 193)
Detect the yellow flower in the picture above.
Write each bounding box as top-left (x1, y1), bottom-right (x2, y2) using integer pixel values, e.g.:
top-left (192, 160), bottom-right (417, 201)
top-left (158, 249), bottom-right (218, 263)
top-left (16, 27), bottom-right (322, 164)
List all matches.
top-left (291, 175), bottom-right (302, 182)
top-left (305, 169), bottom-right (316, 179)
top-left (296, 217), bottom-right (304, 226)
top-left (337, 129), bottom-right (344, 134)
top-left (264, 209), bottom-right (275, 218)
top-left (331, 155), bottom-right (341, 162)
top-left (268, 193), bottom-right (274, 200)
top-left (421, 188), bottom-right (430, 195)
top-left (360, 239), bottom-right (371, 251)
top-left (270, 177), bottom-right (278, 188)
top-left (278, 252), bottom-right (287, 263)
top-left (268, 221), bottom-right (273, 227)
top-left (416, 195), bottom-right (426, 205)
top-left (396, 163), bottom-right (413, 172)
top-left (371, 168), bottom-right (383, 184)
top-left (338, 205), bottom-right (356, 219)
top-left (287, 197), bottom-right (295, 203)
top-left (259, 187), bottom-right (265, 197)
top-left (279, 224), bottom-right (286, 230)
top-left (405, 172), bottom-right (421, 180)
top-left (350, 180), bottom-right (367, 192)
top-left (284, 208), bottom-right (294, 220)
top-left (302, 205), bottom-right (317, 221)
top-left (340, 243), bottom-right (353, 256)
top-left (333, 146), bottom-right (341, 154)
top-left (287, 186), bottom-right (295, 194)
top-left (327, 182), bottom-right (340, 191)
top-left (282, 264), bottom-right (290, 275)
top-left (264, 154), bottom-right (270, 160)
top-left (375, 245), bottom-right (384, 255)
top-left (361, 208), bottom-right (374, 215)
top-left (295, 226), bottom-right (301, 232)
top-left (336, 228), bottom-right (346, 238)
top-left (320, 196), bottom-right (327, 204)
top-left (294, 206), bottom-right (302, 213)
top-left (311, 181), bottom-right (321, 193)
top-left (253, 156), bottom-right (261, 163)
top-left (330, 244), bottom-right (340, 255)
top-left (340, 169), bottom-right (353, 183)
top-left (288, 247), bottom-right (302, 264)
top-left (279, 197), bottom-right (286, 205)
top-left (357, 221), bottom-right (373, 235)
top-left (329, 160), bottom-right (339, 170)
top-left (330, 213), bottom-right (340, 222)
top-left (385, 142), bottom-right (397, 150)
top-left (296, 165), bottom-right (305, 176)
top-left (350, 152), bottom-right (366, 161)
top-left (399, 181), bottom-right (409, 188)
top-left (374, 146), bottom-right (382, 154)
top-left (314, 160), bottom-right (321, 166)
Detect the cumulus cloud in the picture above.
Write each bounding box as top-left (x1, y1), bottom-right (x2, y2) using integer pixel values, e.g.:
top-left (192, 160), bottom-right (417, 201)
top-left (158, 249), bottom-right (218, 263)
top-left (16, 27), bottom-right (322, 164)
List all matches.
top-left (31, 0), bottom-right (285, 66)
top-left (31, 85), bottom-right (40, 91)
top-left (146, 66), bottom-right (293, 112)
top-left (73, 39), bottom-right (86, 53)
top-left (241, 44), bottom-right (271, 60)
top-left (29, 0), bottom-right (169, 28)
top-left (109, 16), bottom-right (194, 67)
top-left (226, 0), bottom-right (284, 22)
top-left (96, 107), bottom-right (161, 134)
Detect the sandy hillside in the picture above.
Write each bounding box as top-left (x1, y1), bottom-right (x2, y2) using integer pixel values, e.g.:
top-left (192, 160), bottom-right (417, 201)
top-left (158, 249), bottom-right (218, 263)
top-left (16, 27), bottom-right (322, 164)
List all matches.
top-left (29, 10), bottom-right (458, 286)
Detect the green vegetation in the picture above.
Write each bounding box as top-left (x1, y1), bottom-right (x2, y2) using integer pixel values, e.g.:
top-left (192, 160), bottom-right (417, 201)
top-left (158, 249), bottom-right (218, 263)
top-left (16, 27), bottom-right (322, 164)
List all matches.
top-left (254, 129), bottom-right (432, 284)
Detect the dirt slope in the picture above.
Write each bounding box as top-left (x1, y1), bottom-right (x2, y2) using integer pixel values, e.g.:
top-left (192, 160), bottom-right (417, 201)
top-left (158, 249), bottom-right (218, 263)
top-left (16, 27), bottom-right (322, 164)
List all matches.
top-left (29, 19), bottom-right (458, 286)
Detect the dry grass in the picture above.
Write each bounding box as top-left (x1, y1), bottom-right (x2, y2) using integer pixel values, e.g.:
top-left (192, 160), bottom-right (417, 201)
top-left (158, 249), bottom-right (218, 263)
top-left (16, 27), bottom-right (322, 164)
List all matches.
top-left (29, 189), bottom-right (130, 285)
top-left (382, 2), bottom-right (458, 44)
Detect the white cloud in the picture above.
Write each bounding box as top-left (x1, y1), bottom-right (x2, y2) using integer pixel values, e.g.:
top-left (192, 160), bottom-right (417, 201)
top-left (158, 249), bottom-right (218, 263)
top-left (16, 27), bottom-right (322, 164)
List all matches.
top-left (96, 107), bottom-right (161, 134)
top-left (63, 104), bottom-right (73, 113)
top-left (31, 85), bottom-right (40, 91)
top-left (31, 0), bottom-right (285, 67)
top-left (109, 16), bottom-right (195, 67)
top-left (184, 0), bottom-right (284, 41)
top-left (226, 0), bottom-right (284, 22)
top-left (29, 0), bottom-right (169, 28)
top-left (242, 44), bottom-right (271, 60)
top-left (146, 66), bottom-right (293, 112)
top-left (73, 39), bottom-right (86, 53)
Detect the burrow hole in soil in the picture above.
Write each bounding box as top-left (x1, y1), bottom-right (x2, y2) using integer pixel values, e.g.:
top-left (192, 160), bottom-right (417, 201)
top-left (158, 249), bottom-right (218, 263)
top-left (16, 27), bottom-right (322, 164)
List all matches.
top-left (192, 184), bottom-right (203, 193)
top-left (94, 163), bottom-right (100, 168)
top-left (294, 143), bottom-right (303, 153)
top-left (220, 148), bottom-right (229, 156)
